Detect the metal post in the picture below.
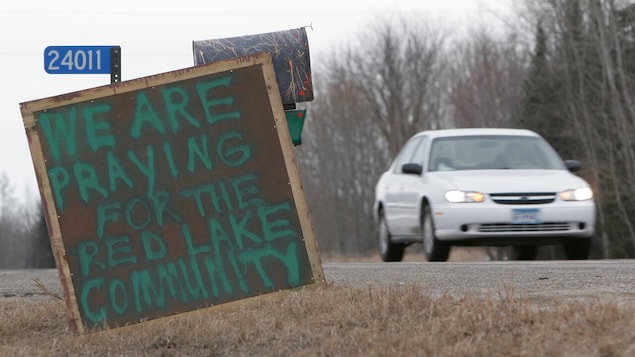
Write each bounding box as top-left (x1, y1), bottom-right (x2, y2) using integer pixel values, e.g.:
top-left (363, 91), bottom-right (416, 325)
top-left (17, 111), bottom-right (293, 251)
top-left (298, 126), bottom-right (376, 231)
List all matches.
top-left (110, 46), bottom-right (121, 84)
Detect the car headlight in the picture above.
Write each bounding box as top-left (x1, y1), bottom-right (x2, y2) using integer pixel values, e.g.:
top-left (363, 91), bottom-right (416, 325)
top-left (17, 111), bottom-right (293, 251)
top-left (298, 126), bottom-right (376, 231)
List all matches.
top-left (445, 190), bottom-right (485, 203)
top-left (560, 187), bottom-right (593, 201)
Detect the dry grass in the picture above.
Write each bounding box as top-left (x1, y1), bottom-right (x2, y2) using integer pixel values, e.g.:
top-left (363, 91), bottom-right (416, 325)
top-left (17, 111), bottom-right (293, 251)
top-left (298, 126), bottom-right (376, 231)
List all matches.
top-left (2, 282), bottom-right (635, 356)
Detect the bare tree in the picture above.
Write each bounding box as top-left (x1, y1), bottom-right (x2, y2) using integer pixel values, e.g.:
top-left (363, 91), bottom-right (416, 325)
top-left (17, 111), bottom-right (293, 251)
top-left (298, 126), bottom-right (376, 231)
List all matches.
top-left (517, 0), bottom-right (635, 258)
top-left (448, 28), bottom-right (528, 129)
top-left (30, 202), bottom-right (54, 268)
top-left (0, 173), bottom-right (33, 268)
top-left (0, 172), bottom-right (54, 268)
top-left (297, 17), bottom-right (449, 256)
top-left (348, 17), bottom-right (450, 156)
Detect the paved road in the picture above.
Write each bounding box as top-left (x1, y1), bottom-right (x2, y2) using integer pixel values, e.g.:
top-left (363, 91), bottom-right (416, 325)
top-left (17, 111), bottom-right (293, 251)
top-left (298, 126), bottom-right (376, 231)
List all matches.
top-left (324, 260), bottom-right (635, 303)
top-left (2, 260), bottom-right (635, 303)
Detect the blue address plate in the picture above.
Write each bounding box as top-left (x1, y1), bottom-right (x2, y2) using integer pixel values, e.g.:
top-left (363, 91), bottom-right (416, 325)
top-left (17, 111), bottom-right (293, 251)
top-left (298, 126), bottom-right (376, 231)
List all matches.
top-left (511, 208), bottom-right (541, 224)
top-left (44, 46), bottom-right (115, 74)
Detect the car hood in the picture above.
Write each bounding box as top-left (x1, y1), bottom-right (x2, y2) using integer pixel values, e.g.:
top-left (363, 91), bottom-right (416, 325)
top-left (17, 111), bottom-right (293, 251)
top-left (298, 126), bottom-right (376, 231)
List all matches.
top-left (430, 170), bottom-right (589, 193)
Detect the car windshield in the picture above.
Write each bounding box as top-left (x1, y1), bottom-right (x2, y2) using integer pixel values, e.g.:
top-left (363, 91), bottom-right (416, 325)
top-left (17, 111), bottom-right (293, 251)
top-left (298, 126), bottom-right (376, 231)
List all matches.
top-left (428, 135), bottom-right (565, 172)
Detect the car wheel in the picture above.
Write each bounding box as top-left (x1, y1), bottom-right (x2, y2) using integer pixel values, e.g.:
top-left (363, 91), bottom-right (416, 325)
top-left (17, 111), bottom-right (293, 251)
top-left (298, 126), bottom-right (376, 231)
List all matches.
top-left (378, 211), bottom-right (404, 262)
top-left (512, 245), bottom-right (537, 260)
top-left (422, 204), bottom-right (450, 262)
top-left (563, 238), bottom-right (591, 260)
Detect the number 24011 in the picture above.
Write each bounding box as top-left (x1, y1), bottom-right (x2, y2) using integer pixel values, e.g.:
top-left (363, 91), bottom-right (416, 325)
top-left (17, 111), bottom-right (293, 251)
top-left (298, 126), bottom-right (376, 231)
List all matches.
top-left (44, 46), bottom-right (113, 74)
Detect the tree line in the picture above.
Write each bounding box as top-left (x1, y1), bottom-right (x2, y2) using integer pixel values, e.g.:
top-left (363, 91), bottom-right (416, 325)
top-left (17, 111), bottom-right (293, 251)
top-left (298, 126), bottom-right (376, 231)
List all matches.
top-left (0, 173), bottom-right (53, 268)
top-left (296, 0), bottom-right (635, 259)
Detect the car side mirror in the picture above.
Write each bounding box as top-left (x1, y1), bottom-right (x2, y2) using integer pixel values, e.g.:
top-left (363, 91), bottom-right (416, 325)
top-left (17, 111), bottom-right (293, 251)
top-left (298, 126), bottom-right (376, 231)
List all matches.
top-left (401, 163), bottom-right (423, 175)
top-left (564, 160), bottom-right (581, 172)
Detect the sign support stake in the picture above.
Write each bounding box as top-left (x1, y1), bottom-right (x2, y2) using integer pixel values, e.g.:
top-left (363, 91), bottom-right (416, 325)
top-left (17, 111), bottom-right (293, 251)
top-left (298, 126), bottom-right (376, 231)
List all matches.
top-left (110, 46), bottom-right (121, 83)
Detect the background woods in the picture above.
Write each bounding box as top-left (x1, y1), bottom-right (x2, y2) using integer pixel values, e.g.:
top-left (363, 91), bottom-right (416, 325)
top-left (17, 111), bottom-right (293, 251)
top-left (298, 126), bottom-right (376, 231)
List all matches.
top-left (3, 0), bottom-right (635, 266)
top-left (298, 0), bottom-right (635, 259)
top-left (0, 173), bottom-right (52, 268)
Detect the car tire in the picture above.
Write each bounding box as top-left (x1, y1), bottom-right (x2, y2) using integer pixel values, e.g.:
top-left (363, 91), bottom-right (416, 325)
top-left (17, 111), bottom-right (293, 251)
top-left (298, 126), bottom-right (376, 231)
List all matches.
top-left (563, 238), bottom-right (591, 260)
top-left (422, 204), bottom-right (450, 262)
top-left (378, 211), bottom-right (404, 262)
top-left (512, 245), bottom-right (537, 260)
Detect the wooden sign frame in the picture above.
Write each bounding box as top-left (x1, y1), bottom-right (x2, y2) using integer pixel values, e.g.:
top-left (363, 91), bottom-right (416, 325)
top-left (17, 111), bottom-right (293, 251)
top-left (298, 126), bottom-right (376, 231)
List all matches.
top-left (20, 52), bottom-right (325, 333)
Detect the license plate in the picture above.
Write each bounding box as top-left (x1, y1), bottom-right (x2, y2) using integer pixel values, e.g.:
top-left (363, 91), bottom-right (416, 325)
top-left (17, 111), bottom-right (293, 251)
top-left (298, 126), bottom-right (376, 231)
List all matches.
top-left (511, 208), bottom-right (541, 224)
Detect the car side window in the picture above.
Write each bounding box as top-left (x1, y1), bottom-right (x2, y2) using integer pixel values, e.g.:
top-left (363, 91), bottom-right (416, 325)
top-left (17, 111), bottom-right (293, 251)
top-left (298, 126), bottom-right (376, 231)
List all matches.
top-left (392, 137), bottom-right (423, 174)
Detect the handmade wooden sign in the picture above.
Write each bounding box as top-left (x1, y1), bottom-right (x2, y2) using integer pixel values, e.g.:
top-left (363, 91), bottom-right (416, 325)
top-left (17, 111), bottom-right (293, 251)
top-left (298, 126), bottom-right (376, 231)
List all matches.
top-left (20, 53), bottom-right (325, 333)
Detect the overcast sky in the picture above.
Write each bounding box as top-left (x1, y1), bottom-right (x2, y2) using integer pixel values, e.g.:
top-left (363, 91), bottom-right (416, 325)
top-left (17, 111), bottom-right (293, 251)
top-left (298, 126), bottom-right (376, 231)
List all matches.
top-left (0, 0), bottom-right (509, 203)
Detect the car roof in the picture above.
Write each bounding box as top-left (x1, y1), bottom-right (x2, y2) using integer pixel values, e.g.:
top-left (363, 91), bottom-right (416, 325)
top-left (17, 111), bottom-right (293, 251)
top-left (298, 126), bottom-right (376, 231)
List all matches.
top-left (412, 128), bottom-right (541, 140)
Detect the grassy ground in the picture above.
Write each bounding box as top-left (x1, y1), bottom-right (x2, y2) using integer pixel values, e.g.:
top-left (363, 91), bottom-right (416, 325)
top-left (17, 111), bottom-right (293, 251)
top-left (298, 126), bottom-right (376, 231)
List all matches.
top-left (2, 277), bottom-right (635, 356)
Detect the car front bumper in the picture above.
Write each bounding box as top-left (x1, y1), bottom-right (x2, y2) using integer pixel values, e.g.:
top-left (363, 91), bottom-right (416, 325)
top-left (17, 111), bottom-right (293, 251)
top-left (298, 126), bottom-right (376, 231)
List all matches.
top-left (432, 201), bottom-right (596, 244)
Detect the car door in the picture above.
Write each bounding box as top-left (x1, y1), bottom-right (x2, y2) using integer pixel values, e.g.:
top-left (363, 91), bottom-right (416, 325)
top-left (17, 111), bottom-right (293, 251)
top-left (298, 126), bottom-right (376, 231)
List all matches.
top-left (398, 136), bottom-right (428, 237)
top-left (382, 137), bottom-right (424, 236)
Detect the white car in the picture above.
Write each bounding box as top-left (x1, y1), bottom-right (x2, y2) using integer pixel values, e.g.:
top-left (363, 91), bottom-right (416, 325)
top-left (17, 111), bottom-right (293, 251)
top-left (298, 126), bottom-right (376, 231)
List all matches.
top-left (373, 128), bottom-right (596, 262)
